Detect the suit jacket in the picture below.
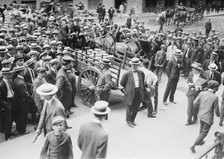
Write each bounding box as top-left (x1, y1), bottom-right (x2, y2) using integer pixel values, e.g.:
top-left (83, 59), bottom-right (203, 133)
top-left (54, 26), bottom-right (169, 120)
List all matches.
top-left (183, 47), bottom-right (194, 62)
top-left (204, 70), bottom-right (221, 84)
top-left (46, 68), bottom-right (57, 85)
top-left (37, 97), bottom-right (66, 134)
top-left (24, 67), bottom-right (36, 94)
top-left (78, 122), bottom-right (108, 159)
top-left (32, 76), bottom-right (46, 111)
top-left (56, 66), bottom-right (73, 109)
top-left (194, 90), bottom-right (220, 125)
top-left (97, 69), bottom-right (114, 95)
top-left (40, 131), bottom-right (73, 159)
top-left (186, 71), bottom-right (207, 97)
top-left (0, 80), bottom-right (13, 110)
top-left (166, 57), bottom-right (181, 79)
top-left (120, 70), bottom-right (145, 105)
top-left (13, 76), bottom-right (29, 102)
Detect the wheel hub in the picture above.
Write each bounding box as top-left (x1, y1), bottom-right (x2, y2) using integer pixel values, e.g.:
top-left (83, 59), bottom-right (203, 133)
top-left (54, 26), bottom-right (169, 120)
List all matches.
top-left (89, 85), bottom-right (95, 92)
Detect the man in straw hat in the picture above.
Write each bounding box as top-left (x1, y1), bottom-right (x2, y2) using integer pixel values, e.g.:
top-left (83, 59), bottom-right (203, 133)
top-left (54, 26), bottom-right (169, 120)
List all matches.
top-left (186, 62), bottom-right (207, 126)
top-left (190, 80), bottom-right (220, 153)
top-left (35, 83), bottom-right (66, 136)
top-left (40, 115), bottom-right (73, 159)
top-left (13, 65), bottom-right (31, 134)
top-left (163, 49), bottom-right (182, 106)
top-left (78, 100), bottom-right (110, 159)
top-left (96, 58), bottom-right (114, 102)
top-left (204, 63), bottom-right (222, 85)
top-left (0, 68), bottom-right (15, 140)
top-left (120, 57), bottom-right (145, 127)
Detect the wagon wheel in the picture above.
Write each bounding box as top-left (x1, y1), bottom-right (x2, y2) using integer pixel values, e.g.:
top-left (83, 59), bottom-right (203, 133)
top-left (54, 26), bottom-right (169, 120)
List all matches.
top-left (78, 68), bottom-right (102, 106)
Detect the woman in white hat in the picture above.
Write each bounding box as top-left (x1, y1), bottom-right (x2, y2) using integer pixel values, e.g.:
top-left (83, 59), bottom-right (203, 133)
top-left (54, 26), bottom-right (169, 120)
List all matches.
top-left (35, 83), bottom-right (66, 136)
top-left (78, 100), bottom-right (110, 159)
top-left (186, 62), bottom-right (206, 126)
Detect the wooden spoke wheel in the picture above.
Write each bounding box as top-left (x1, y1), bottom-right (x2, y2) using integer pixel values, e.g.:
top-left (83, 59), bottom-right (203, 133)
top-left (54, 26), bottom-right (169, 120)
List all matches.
top-left (78, 68), bottom-right (102, 106)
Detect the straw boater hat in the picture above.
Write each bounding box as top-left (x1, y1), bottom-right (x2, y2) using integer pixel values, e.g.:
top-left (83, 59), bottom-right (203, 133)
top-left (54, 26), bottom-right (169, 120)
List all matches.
top-left (91, 100), bottom-right (111, 115)
top-left (36, 83), bottom-right (58, 96)
top-left (191, 62), bottom-right (203, 72)
top-left (14, 65), bottom-right (25, 72)
top-left (208, 63), bottom-right (218, 71)
top-left (1, 67), bottom-right (11, 75)
top-left (26, 58), bottom-right (36, 66)
top-left (129, 57), bottom-right (141, 65)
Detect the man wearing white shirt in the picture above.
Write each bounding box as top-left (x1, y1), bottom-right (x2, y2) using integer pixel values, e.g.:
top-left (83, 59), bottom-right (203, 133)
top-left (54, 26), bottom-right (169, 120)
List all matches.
top-left (138, 59), bottom-right (158, 117)
top-left (166, 38), bottom-right (177, 62)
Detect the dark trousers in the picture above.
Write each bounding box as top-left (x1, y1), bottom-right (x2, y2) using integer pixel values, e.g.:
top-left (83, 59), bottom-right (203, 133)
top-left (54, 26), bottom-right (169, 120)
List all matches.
top-left (159, 24), bottom-right (164, 33)
top-left (154, 82), bottom-right (158, 112)
top-left (126, 88), bottom-right (141, 123)
top-left (142, 89), bottom-right (153, 115)
top-left (0, 98), bottom-right (15, 139)
top-left (194, 120), bottom-right (211, 146)
top-left (206, 29), bottom-right (211, 37)
top-left (16, 100), bottom-right (29, 133)
top-left (183, 58), bottom-right (191, 76)
top-left (163, 77), bottom-right (179, 102)
top-left (187, 95), bottom-right (198, 123)
top-left (154, 67), bottom-right (163, 82)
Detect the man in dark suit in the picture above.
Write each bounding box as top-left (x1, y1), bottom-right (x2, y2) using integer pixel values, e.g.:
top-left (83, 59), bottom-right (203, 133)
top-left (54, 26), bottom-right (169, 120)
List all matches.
top-left (120, 58), bottom-right (145, 127)
top-left (163, 49), bottom-right (182, 105)
top-left (13, 66), bottom-right (31, 134)
top-left (97, 59), bottom-right (114, 102)
top-left (35, 83), bottom-right (66, 136)
top-left (78, 101), bottom-right (110, 159)
top-left (190, 80), bottom-right (220, 153)
top-left (0, 68), bottom-right (15, 140)
top-left (46, 59), bottom-right (59, 85)
top-left (186, 62), bottom-right (207, 126)
top-left (204, 63), bottom-right (221, 85)
top-left (182, 41), bottom-right (193, 77)
top-left (56, 55), bottom-right (73, 118)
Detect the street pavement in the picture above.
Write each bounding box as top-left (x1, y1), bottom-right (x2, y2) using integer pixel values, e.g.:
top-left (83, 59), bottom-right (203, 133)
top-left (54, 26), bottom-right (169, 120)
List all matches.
top-left (0, 74), bottom-right (224, 159)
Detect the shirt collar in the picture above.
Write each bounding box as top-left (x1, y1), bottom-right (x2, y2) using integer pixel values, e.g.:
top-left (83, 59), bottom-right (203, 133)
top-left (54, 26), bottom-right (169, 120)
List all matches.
top-left (92, 117), bottom-right (102, 124)
top-left (46, 96), bottom-right (54, 106)
top-left (208, 89), bottom-right (214, 93)
top-left (17, 75), bottom-right (24, 79)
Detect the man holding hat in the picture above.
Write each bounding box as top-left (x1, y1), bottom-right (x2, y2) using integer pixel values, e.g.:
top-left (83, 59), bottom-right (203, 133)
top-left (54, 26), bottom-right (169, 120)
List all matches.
top-left (204, 63), bottom-right (221, 85)
top-left (163, 49), bottom-right (182, 105)
top-left (0, 68), bottom-right (15, 140)
top-left (186, 62), bottom-right (207, 126)
top-left (56, 55), bottom-right (74, 118)
top-left (13, 65), bottom-right (31, 134)
top-left (35, 83), bottom-right (66, 136)
top-left (96, 58), bottom-right (114, 102)
top-left (202, 51), bottom-right (220, 72)
top-left (120, 57), bottom-right (145, 127)
top-left (78, 100), bottom-right (110, 159)
top-left (190, 80), bottom-right (220, 153)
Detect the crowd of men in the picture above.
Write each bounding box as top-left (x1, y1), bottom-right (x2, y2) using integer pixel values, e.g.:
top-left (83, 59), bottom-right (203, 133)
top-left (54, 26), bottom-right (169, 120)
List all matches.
top-left (0, 1), bottom-right (224, 158)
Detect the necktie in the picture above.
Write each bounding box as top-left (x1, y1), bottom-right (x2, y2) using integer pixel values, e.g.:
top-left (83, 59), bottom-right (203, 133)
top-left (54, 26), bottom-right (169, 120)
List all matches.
top-left (186, 48), bottom-right (190, 58)
top-left (210, 72), bottom-right (213, 80)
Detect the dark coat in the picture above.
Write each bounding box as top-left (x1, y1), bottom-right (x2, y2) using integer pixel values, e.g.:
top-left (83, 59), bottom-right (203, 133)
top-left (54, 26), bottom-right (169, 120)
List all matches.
top-left (120, 70), bottom-right (145, 105)
top-left (24, 67), bottom-right (36, 94)
top-left (202, 59), bottom-right (220, 72)
top-left (40, 131), bottom-right (73, 159)
top-left (78, 122), bottom-right (108, 159)
top-left (0, 80), bottom-right (13, 110)
top-left (56, 66), bottom-right (73, 110)
top-left (46, 69), bottom-right (57, 85)
top-left (166, 57), bottom-right (181, 79)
